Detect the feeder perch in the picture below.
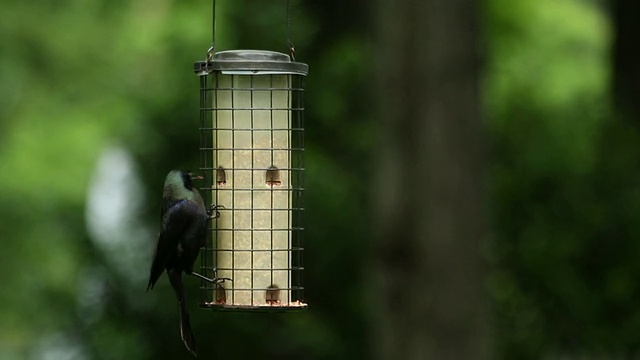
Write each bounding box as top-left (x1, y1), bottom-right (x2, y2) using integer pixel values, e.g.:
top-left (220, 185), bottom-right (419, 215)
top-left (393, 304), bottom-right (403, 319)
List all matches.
top-left (195, 49), bottom-right (308, 311)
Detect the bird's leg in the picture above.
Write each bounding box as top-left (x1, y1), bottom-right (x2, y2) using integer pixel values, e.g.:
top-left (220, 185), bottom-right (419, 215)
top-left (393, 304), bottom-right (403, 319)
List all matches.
top-left (207, 204), bottom-right (225, 220)
top-left (190, 271), bottom-right (232, 284)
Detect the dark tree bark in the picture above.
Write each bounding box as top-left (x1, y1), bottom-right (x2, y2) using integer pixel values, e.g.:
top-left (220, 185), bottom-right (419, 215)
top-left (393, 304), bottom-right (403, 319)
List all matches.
top-left (374, 1), bottom-right (488, 359)
top-left (613, 0), bottom-right (640, 120)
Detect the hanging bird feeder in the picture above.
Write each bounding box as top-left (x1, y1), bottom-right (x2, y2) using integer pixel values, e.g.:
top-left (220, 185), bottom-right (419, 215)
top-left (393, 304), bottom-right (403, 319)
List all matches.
top-left (194, 2), bottom-right (308, 311)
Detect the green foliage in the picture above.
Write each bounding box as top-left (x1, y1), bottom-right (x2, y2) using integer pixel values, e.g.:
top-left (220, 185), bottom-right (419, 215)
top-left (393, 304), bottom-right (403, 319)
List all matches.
top-left (486, 0), bottom-right (640, 357)
top-left (0, 0), bottom-right (636, 358)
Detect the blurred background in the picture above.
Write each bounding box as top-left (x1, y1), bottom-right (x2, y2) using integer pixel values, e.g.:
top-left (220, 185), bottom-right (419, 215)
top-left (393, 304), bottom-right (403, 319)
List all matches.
top-left (0, 0), bottom-right (638, 359)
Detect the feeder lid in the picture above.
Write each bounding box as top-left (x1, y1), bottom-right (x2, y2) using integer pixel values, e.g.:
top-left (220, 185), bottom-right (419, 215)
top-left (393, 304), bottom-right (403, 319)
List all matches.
top-left (194, 50), bottom-right (308, 76)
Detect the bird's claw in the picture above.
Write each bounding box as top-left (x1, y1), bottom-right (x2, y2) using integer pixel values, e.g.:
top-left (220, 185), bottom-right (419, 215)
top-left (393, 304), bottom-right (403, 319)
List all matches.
top-left (207, 204), bottom-right (225, 219)
top-left (190, 271), bottom-right (232, 284)
top-left (210, 269), bottom-right (232, 284)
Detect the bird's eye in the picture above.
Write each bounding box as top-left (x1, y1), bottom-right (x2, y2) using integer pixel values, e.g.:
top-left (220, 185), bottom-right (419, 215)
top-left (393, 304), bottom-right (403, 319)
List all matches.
top-left (181, 171), bottom-right (193, 189)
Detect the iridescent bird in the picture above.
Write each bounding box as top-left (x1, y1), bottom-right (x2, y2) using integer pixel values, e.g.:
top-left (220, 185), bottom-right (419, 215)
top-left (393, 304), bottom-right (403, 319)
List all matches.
top-left (147, 170), bottom-right (227, 356)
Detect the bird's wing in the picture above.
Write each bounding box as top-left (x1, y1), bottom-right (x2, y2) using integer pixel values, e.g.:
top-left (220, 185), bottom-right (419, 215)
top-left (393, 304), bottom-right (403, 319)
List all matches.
top-left (179, 212), bottom-right (208, 275)
top-left (147, 199), bottom-right (191, 291)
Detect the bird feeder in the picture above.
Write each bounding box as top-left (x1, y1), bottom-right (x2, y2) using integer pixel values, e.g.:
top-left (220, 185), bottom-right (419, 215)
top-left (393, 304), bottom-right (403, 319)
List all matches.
top-left (195, 49), bottom-right (308, 310)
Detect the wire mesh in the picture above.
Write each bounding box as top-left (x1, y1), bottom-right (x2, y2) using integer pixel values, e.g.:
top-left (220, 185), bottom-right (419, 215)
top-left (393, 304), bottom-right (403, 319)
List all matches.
top-left (196, 53), bottom-right (306, 311)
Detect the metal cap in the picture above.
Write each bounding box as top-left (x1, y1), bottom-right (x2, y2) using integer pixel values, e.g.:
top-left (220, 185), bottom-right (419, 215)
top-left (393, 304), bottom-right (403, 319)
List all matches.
top-left (194, 50), bottom-right (309, 76)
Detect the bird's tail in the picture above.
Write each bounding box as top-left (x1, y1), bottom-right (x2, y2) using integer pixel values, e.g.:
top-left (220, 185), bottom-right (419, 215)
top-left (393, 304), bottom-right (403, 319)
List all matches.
top-left (179, 298), bottom-right (198, 357)
top-left (168, 270), bottom-right (198, 357)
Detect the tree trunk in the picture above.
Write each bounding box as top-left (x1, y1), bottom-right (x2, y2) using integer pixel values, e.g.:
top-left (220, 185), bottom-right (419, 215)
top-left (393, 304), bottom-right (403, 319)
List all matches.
top-left (613, 0), bottom-right (640, 121)
top-left (373, 1), bottom-right (488, 359)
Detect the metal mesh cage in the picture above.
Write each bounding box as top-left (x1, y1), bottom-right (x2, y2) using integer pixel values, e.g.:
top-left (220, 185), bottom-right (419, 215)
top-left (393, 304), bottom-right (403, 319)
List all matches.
top-left (194, 50), bottom-right (308, 311)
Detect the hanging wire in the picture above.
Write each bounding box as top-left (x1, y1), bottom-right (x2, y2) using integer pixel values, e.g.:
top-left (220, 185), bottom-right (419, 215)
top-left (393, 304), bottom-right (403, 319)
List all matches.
top-left (206, 0), bottom-right (296, 62)
top-left (205, 0), bottom-right (217, 66)
top-left (287, 0), bottom-right (296, 61)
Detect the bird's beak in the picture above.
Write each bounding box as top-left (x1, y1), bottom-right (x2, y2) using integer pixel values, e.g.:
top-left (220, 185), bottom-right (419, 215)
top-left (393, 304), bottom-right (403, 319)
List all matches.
top-left (188, 172), bottom-right (204, 181)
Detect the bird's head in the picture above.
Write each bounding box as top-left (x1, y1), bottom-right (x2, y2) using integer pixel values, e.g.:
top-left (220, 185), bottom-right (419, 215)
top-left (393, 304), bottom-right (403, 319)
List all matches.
top-left (164, 170), bottom-right (203, 198)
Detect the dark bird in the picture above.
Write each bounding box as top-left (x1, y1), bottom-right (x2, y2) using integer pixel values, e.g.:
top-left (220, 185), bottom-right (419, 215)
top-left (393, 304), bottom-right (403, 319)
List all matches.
top-left (147, 170), bottom-right (227, 356)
